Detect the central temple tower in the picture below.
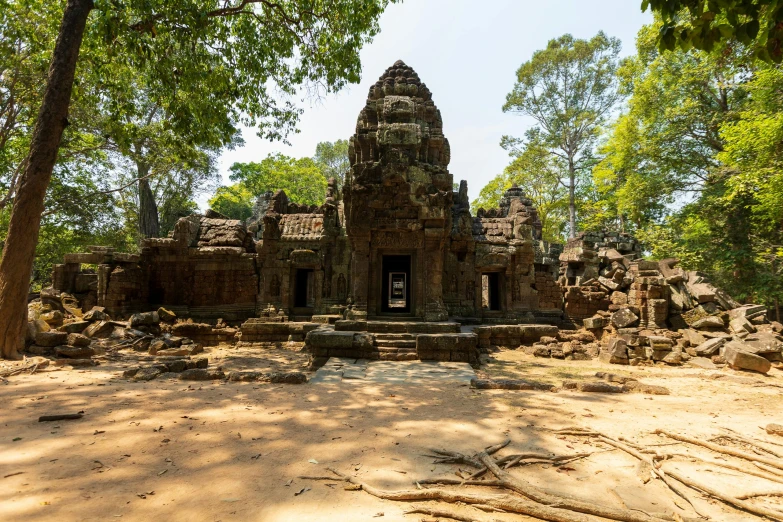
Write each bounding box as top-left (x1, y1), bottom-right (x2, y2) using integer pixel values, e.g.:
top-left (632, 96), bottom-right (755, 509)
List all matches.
top-left (344, 60), bottom-right (453, 320)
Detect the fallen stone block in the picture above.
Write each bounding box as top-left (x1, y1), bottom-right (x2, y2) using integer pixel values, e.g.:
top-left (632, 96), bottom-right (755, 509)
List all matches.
top-left (67, 333), bottom-right (91, 347)
top-left (35, 331), bottom-right (67, 347)
top-left (471, 378), bottom-right (554, 391)
top-left (611, 308), bottom-right (639, 329)
top-left (730, 304), bottom-right (767, 321)
top-left (594, 372), bottom-right (637, 384)
top-left (133, 366), bottom-right (166, 381)
top-left (662, 352), bottom-right (683, 365)
top-left (599, 338), bottom-right (628, 364)
top-left (766, 424), bottom-right (783, 437)
top-left (55, 358), bottom-right (97, 367)
top-left (692, 316), bottom-right (724, 330)
top-left (157, 307), bottom-right (177, 322)
top-left (687, 357), bottom-right (717, 370)
top-left (55, 345), bottom-right (95, 359)
top-left (743, 332), bottom-right (783, 354)
top-left (623, 382), bottom-right (671, 395)
top-left (563, 380), bottom-right (625, 393)
top-left (59, 321), bottom-right (90, 334)
top-left (130, 311), bottom-right (159, 328)
top-left (694, 337), bottom-right (725, 356)
top-left (583, 316), bottom-right (608, 329)
top-left (724, 341), bottom-right (771, 374)
top-left (179, 369), bottom-right (225, 381)
top-left (269, 372), bottom-right (308, 384)
top-left (83, 307), bottom-right (107, 322)
top-left (730, 317), bottom-right (756, 334)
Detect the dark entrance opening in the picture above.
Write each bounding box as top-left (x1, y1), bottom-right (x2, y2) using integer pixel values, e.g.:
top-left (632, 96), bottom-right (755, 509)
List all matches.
top-left (294, 269), bottom-right (315, 308)
top-left (381, 255), bottom-right (411, 314)
top-left (482, 272), bottom-right (501, 311)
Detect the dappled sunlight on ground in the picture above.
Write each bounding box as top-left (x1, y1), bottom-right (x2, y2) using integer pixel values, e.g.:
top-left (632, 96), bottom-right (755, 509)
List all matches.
top-left (2, 347), bottom-right (783, 521)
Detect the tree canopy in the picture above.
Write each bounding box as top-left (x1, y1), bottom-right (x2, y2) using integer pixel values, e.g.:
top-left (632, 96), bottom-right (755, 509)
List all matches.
top-left (0, 0), bottom-right (397, 359)
top-left (313, 140), bottom-right (350, 189)
top-left (642, 0), bottom-right (783, 61)
top-left (503, 31), bottom-right (622, 237)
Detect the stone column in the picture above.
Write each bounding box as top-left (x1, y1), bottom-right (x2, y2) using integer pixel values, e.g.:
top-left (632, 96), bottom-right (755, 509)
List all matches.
top-left (423, 227), bottom-right (448, 321)
top-left (349, 234), bottom-right (370, 319)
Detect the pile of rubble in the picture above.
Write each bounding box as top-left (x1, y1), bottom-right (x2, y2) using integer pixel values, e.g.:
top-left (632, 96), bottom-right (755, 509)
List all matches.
top-left (574, 255), bottom-right (783, 373)
top-left (26, 290), bottom-right (203, 365)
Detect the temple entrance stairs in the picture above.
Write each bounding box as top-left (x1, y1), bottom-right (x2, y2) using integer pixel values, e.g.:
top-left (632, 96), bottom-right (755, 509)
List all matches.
top-left (373, 333), bottom-right (418, 361)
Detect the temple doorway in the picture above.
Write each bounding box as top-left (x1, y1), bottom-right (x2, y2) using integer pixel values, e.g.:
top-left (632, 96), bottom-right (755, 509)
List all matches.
top-left (482, 272), bottom-right (501, 311)
top-left (381, 255), bottom-right (411, 314)
top-left (294, 269), bottom-right (315, 308)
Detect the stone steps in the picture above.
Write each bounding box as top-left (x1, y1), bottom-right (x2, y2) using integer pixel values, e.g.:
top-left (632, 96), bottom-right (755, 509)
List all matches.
top-left (375, 339), bottom-right (417, 349)
top-left (366, 321), bottom-right (461, 334)
top-left (379, 352), bottom-right (418, 361)
top-left (376, 346), bottom-right (417, 353)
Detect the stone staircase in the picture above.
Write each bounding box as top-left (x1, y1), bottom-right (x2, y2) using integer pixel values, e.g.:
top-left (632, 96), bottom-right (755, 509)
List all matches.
top-left (373, 333), bottom-right (418, 361)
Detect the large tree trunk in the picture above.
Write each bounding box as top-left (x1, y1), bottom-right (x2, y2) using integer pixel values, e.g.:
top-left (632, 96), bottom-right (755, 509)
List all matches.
top-left (568, 160), bottom-right (576, 238)
top-left (0, 0), bottom-right (93, 360)
top-left (137, 163), bottom-right (160, 238)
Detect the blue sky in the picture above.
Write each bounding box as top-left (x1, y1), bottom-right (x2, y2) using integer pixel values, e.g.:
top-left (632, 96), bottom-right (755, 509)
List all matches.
top-left (210, 0), bottom-right (652, 207)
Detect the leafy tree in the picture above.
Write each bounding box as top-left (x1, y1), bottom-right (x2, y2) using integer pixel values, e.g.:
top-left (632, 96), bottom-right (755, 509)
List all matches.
top-left (313, 139), bottom-right (350, 190)
top-left (474, 131), bottom-right (570, 242)
top-left (717, 66), bottom-right (783, 317)
top-left (208, 184), bottom-right (254, 221)
top-left (503, 32), bottom-right (622, 237)
top-left (229, 153), bottom-right (328, 207)
top-left (0, 0), bottom-right (396, 359)
top-left (595, 19), bottom-right (782, 316)
top-left (642, 0), bottom-right (783, 61)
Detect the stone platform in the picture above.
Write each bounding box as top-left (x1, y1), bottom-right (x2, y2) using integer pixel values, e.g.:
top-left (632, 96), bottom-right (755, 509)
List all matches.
top-left (305, 322), bottom-right (480, 364)
top-left (309, 357), bottom-right (476, 385)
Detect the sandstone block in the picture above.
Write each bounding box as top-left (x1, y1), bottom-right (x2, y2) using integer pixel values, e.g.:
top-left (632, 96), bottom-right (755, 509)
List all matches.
top-left (157, 307), bottom-right (177, 322)
top-left (730, 317), bottom-right (756, 334)
top-left (599, 338), bottom-right (628, 364)
top-left (724, 341), bottom-right (771, 374)
top-left (66, 333), bottom-right (91, 347)
top-left (130, 311), bottom-right (160, 327)
top-left (583, 316), bottom-right (608, 329)
top-left (743, 332), bottom-right (783, 355)
top-left (55, 345), bottom-right (95, 358)
top-left (179, 369), bottom-right (226, 381)
top-left (611, 308), bottom-right (639, 329)
top-left (694, 337), bottom-right (725, 356)
top-left (35, 331), bottom-right (67, 347)
top-left (692, 316), bottom-right (724, 330)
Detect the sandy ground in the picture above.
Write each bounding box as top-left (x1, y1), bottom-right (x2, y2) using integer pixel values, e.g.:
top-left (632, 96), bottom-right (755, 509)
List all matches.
top-left (2, 345), bottom-right (783, 522)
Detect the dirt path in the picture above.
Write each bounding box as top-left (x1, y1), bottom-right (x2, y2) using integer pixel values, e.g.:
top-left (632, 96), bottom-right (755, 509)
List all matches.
top-left (2, 347), bottom-right (783, 521)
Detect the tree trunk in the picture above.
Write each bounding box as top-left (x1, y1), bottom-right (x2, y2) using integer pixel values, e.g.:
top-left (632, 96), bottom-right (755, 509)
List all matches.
top-left (137, 163), bottom-right (160, 238)
top-left (0, 0), bottom-right (93, 360)
top-left (568, 160), bottom-right (576, 238)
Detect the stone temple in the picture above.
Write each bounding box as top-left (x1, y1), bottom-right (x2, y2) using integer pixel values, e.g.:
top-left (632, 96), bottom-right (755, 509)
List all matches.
top-left (53, 61), bottom-right (564, 324)
top-left (51, 60), bottom-right (755, 366)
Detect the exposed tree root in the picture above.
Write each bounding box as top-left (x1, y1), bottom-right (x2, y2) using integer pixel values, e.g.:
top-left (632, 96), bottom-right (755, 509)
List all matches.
top-left (655, 429), bottom-right (783, 471)
top-left (302, 438), bottom-right (696, 522)
top-left (404, 504), bottom-right (498, 522)
top-left (718, 428), bottom-right (783, 458)
top-left (558, 427), bottom-right (783, 521)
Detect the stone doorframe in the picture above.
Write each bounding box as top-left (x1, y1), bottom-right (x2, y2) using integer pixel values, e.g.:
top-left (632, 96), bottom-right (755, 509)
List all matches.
top-left (369, 249), bottom-right (419, 318)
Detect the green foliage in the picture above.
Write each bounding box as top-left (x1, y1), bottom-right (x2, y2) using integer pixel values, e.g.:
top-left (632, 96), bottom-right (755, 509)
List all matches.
top-left (1, 0), bottom-right (395, 286)
top-left (313, 140), bottom-right (350, 189)
top-left (593, 19), bottom-right (782, 312)
top-left (503, 32), bottom-right (622, 237)
top-left (228, 153), bottom-right (328, 207)
top-left (208, 184), bottom-right (255, 221)
top-left (642, 0), bottom-right (783, 61)
top-left (475, 131), bottom-right (570, 243)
